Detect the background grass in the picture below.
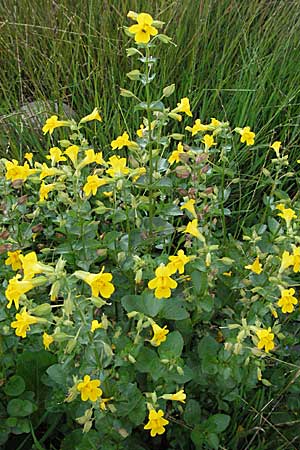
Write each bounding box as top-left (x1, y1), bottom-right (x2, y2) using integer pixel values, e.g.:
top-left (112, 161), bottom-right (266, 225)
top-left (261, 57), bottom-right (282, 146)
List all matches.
top-left (1, 0), bottom-right (299, 155)
top-left (1, 0), bottom-right (300, 228)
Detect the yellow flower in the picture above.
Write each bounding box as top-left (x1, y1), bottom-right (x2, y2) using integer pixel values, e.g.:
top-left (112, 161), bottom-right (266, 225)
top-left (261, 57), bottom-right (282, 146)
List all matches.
top-left (162, 389), bottom-right (186, 403)
top-left (184, 219), bottom-right (201, 239)
top-left (5, 275), bottom-right (34, 310)
top-left (106, 155), bottom-right (129, 177)
top-left (223, 271), bottom-right (232, 277)
top-left (131, 167), bottom-right (146, 182)
top-left (239, 126), bottom-right (255, 146)
top-left (168, 142), bottom-right (185, 165)
top-left (111, 132), bottom-right (132, 150)
top-left (42, 115), bottom-right (69, 135)
top-left (65, 145), bottom-right (80, 166)
top-left (39, 163), bottom-right (62, 180)
top-left (185, 119), bottom-right (208, 136)
top-left (5, 250), bottom-right (23, 271)
top-left (39, 182), bottom-right (55, 202)
top-left (144, 409), bottom-right (169, 437)
top-left (148, 264), bottom-right (177, 299)
top-left (128, 12), bottom-right (158, 44)
top-left (46, 147), bottom-right (67, 165)
top-left (19, 251), bottom-right (45, 280)
top-left (256, 327), bottom-right (275, 353)
top-left (292, 247), bottom-right (300, 272)
top-left (5, 160), bottom-right (34, 182)
top-left (24, 152), bottom-right (33, 164)
top-left (210, 118), bottom-right (221, 127)
top-left (276, 204), bottom-right (297, 226)
top-left (270, 141), bottom-right (281, 158)
top-left (271, 307), bottom-right (278, 319)
top-left (43, 332), bottom-right (54, 350)
top-left (202, 134), bottom-right (217, 149)
top-left (280, 250), bottom-right (294, 273)
top-left (278, 288), bottom-right (298, 314)
top-left (245, 256), bottom-right (263, 274)
top-left (99, 397), bottom-right (113, 411)
top-left (77, 375), bottom-right (102, 402)
top-left (81, 149), bottom-right (105, 169)
top-left (174, 97), bottom-right (192, 117)
top-left (11, 308), bottom-right (38, 338)
top-left (80, 107), bottom-right (102, 124)
top-left (180, 198), bottom-right (197, 218)
top-left (168, 249), bottom-right (191, 274)
top-left (80, 267), bottom-right (115, 299)
top-left (83, 175), bottom-right (108, 196)
top-left (136, 124), bottom-right (145, 137)
top-left (90, 320), bottom-right (103, 333)
top-left (150, 323), bottom-right (169, 346)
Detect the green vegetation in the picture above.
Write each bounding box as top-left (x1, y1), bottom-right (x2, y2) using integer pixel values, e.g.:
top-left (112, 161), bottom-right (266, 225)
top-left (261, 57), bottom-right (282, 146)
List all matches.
top-left (1, 2), bottom-right (300, 449)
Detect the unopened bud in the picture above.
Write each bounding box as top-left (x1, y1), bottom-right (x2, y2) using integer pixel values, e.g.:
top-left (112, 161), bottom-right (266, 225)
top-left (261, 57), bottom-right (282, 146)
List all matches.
top-left (175, 166), bottom-right (191, 179)
top-left (32, 303), bottom-right (52, 316)
top-left (128, 354), bottom-right (136, 364)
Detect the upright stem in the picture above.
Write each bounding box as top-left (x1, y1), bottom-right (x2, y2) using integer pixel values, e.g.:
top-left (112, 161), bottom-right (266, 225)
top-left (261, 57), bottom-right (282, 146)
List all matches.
top-left (145, 46), bottom-right (154, 235)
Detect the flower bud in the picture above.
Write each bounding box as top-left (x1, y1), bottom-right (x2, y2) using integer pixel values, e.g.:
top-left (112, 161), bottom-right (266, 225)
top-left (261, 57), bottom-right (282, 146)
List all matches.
top-left (175, 166), bottom-right (191, 179)
top-left (32, 303), bottom-right (52, 316)
top-left (128, 354), bottom-right (136, 364)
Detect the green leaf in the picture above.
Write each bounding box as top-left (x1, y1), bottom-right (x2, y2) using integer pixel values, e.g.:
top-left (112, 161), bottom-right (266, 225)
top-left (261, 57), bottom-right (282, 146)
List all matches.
top-left (191, 271), bottom-right (207, 295)
top-left (46, 364), bottom-right (67, 385)
top-left (191, 425), bottom-right (205, 448)
top-left (207, 414), bottom-right (231, 433)
top-left (158, 331), bottom-right (184, 359)
top-left (199, 294), bottom-right (214, 312)
top-left (121, 291), bottom-right (163, 317)
top-left (183, 399), bottom-right (201, 426)
top-left (198, 336), bottom-right (219, 359)
top-left (268, 216), bottom-right (280, 234)
top-left (159, 299), bottom-right (189, 320)
top-left (207, 432), bottom-right (219, 449)
top-left (135, 348), bottom-right (166, 381)
top-left (4, 375), bottom-right (25, 397)
top-left (117, 383), bottom-right (146, 426)
top-left (7, 399), bottom-right (37, 417)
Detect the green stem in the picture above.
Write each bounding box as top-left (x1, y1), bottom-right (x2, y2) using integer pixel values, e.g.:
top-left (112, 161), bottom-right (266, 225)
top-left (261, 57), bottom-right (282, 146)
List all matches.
top-left (145, 46), bottom-right (154, 235)
top-left (220, 155), bottom-right (227, 244)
